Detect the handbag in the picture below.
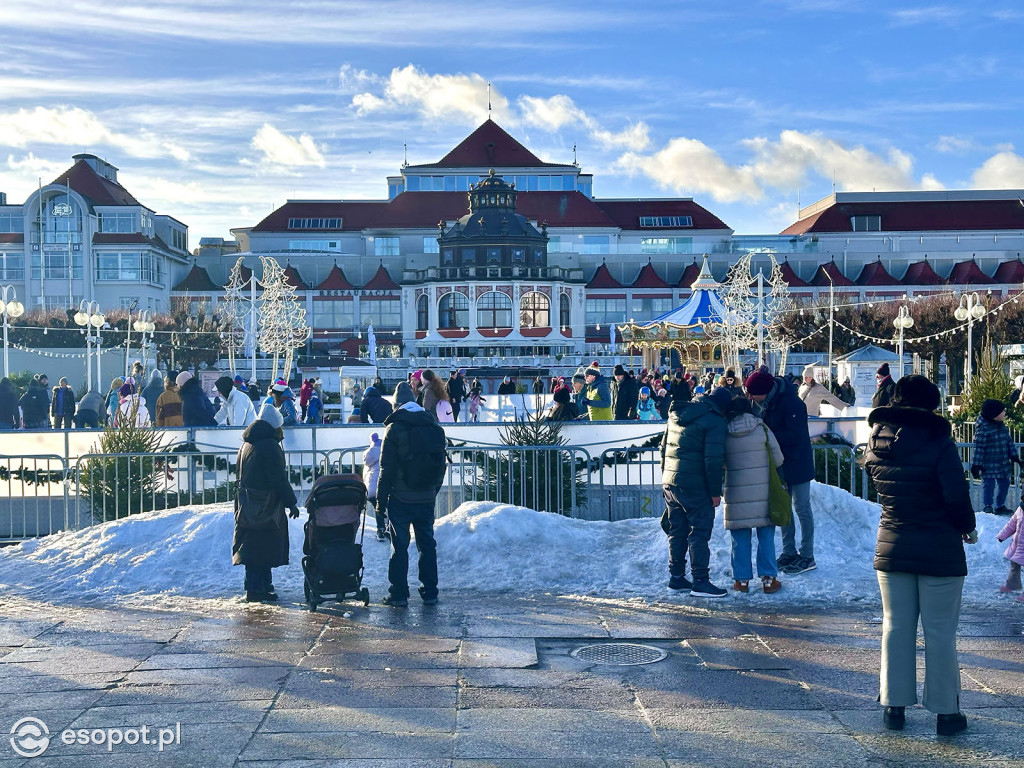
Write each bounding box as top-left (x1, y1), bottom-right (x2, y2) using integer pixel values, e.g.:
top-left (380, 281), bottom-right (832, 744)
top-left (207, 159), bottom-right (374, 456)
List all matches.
top-left (763, 425), bottom-right (792, 527)
top-left (235, 486), bottom-right (280, 530)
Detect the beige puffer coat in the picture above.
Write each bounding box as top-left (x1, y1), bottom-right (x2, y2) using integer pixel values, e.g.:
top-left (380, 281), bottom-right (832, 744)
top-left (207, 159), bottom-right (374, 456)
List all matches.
top-left (798, 380), bottom-right (847, 417)
top-left (723, 412), bottom-right (785, 530)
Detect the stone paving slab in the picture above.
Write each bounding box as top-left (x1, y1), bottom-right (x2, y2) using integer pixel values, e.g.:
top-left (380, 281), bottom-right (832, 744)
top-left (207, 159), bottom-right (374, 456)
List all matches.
top-left (459, 639), bottom-right (538, 669)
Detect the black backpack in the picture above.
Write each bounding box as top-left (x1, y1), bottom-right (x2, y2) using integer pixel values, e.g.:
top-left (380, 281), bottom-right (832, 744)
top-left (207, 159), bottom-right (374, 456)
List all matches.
top-left (400, 421), bottom-right (448, 490)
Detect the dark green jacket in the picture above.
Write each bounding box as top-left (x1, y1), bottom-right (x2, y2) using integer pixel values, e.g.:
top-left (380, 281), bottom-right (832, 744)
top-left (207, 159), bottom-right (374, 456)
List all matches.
top-left (660, 398), bottom-right (727, 498)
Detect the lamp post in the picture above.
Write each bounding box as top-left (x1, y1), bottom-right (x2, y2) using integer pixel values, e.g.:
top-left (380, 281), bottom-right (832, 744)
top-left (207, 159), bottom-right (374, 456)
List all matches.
top-left (124, 299), bottom-right (139, 378)
top-left (133, 310), bottom-right (156, 373)
top-left (893, 304), bottom-right (914, 381)
top-left (824, 269), bottom-right (835, 385)
top-left (953, 292), bottom-right (987, 389)
top-left (0, 286), bottom-right (25, 378)
top-left (74, 300), bottom-right (104, 392)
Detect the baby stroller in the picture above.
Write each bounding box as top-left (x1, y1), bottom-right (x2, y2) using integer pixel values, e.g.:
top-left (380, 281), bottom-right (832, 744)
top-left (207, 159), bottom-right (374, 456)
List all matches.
top-left (302, 473), bottom-right (370, 611)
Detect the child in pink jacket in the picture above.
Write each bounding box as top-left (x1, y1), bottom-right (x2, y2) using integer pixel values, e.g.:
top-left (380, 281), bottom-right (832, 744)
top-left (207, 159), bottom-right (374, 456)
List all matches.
top-left (996, 505), bottom-right (1024, 602)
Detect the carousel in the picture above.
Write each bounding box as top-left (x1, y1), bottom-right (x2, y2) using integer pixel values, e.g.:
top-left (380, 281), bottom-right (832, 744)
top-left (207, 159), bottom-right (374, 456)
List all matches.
top-left (618, 256), bottom-right (728, 370)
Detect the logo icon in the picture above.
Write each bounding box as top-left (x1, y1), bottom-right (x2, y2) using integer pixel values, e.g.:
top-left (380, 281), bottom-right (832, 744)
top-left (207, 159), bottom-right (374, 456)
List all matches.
top-left (10, 717), bottom-right (50, 758)
top-left (51, 202), bottom-right (73, 217)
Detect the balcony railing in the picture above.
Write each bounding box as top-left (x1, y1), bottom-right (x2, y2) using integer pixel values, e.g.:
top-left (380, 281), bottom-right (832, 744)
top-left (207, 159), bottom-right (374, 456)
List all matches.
top-left (403, 265), bottom-right (586, 282)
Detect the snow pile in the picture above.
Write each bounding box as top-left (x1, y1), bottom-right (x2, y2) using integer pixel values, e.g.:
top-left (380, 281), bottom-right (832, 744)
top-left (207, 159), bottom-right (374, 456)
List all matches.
top-left (0, 483), bottom-right (1015, 607)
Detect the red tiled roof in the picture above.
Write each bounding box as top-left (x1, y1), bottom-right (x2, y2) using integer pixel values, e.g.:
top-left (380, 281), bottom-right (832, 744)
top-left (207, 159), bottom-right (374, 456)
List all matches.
top-left (677, 260), bottom-right (702, 288)
top-left (0, 233), bottom-right (24, 244)
top-left (778, 260), bottom-right (808, 287)
top-left (782, 199), bottom-right (1024, 235)
top-left (901, 259), bottom-right (945, 285)
top-left (809, 261), bottom-right (855, 287)
top-left (587, 262), bottom-right (623, 289)
top-left (173, 264), bottom-right (219, 292)
top-left (251, 201), bottom-right (386, 233)
top-left (994, 259), bottom-right (1024, 284)
top-left (316, 264), bottom-right (355, 290)
top-left (51, 159), bottom-right (139, 206)
top-left (948, 259), bottom-right (991, 285)
top-left (594, 199), bottom-right (730, 231)
top-left (855, 259), bottom-right (901, 286)
top-left (409, 119), bottom-right (563, 169)
top-left (283, 264), bottom-right (308, 290)
top-left (363, 264), bottom-right (400, 290)
top-left (630, 261), bottom-right (669, 288)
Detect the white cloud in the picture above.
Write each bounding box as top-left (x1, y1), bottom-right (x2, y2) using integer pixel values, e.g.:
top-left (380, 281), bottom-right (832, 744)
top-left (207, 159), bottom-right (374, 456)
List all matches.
top-left (971, 151), bottom-right (1024, 188)
top-left (935, 135), bottom-right (974, 154)
top-left (592, 123), bottom-right (650, 151)
top-left (616, 138), bottom-right (762, 202)
top-left (338, 64), bottom-right (380, 93)
top-left (250, 124), bottom-right (326, 168)
top-left (518, 93), bottom-right (651, 151)
top-left (352, 65), bottom-right (502, 124)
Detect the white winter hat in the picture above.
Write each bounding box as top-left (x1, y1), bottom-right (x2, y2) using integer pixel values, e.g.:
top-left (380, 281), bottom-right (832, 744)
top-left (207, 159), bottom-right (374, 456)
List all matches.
top-left (258, 403), bottom-right (284, 429)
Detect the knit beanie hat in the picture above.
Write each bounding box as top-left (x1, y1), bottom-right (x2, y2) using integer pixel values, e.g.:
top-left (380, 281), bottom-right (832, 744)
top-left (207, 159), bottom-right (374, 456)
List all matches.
top-left (724, 368), bottom-right (736, 379)
top-left (877, 363), bottom-right (890, 377)
top-left (981, 398), bottom-right (1006, 421)
top-left (744, 366), bottom-right (775, 396)
top-left (802, 364), bottom-right (816, 379)
top-left (553, 386), bottom-right (571, 404)
top-left (572, 373), bottom-right (586, 383)
top-left (175, 370), bottom-right (193, 388)
top-left (585, 366), bottom-right (600, 377)
top-left (118, 382), bottom-right (135, 397)
top-left (215, 376), bottom-right (234, 398)
top-left (393, 381), bottom-right (416, 406)
top-left (891, 374), bottom-right (940, 411)
top-left (613, 364), bottom-right (626, 377)
top-left (271, 379), bottom-right (289, 393)
top-left (639, 386), bottom-right (651, 396)
top-left (257, 402), bottom-right (284, 429)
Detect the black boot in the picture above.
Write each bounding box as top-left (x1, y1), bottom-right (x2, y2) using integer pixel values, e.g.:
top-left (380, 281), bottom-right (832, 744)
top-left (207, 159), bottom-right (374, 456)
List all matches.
top-left (882, 706), bottom-right (905, 730)
top-left (936, 712), bottom-right (967, 735)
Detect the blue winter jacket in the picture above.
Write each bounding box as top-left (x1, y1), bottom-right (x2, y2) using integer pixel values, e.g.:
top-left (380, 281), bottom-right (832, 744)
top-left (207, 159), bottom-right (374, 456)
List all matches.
top-left (758, 376), bottom-right (815, 485)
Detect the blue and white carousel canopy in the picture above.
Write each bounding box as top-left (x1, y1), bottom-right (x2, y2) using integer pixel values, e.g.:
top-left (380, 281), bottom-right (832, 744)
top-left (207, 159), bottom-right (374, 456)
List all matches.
top-left (641, 257), bottom-right (727, 328)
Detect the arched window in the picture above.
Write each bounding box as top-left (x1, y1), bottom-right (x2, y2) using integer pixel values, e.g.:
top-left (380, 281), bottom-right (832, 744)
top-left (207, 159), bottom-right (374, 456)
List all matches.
top-left (559, 293), bottom-right (571, 329)
top-left (520, 292), bottom-right (550, 329)
top-left (477, 291), bottom-right (512, 329)
top-left (416, 294), bottom-right (429, 331)
top-left (438, 291), bottom-right (468, 329)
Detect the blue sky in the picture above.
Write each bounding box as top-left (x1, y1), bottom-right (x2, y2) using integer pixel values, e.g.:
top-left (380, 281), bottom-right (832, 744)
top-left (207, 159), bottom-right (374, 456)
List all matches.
top-left (1, 0), bottom-right (1023, 245)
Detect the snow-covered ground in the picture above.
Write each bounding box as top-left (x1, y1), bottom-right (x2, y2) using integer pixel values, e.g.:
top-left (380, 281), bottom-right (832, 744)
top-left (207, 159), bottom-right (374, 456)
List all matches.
top-left (0, 482), bottom-right (1016, 610)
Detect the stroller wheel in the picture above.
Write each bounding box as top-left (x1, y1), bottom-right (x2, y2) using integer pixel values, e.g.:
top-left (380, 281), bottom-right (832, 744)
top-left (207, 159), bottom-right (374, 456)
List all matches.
top-left (360, 587), bottom-right (370, 606)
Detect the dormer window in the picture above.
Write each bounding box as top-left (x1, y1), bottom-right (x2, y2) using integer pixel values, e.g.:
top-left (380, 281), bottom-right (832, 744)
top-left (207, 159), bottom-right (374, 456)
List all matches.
top-left (851, 215), bottom-right (881, 232)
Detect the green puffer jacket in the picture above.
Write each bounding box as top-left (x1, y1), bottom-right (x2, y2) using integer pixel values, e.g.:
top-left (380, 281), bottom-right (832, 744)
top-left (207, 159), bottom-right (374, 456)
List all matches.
top-left (660, 398), bottom-right (727, 497)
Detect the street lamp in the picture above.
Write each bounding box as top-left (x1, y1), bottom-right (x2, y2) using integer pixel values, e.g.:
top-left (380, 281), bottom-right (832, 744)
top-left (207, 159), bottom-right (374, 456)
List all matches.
top-left (893, 304), bottom-right (914, 381)
top-left (133, 310), bottom-right (156, 373)
top-left (953, 292), bottom-right (987, 388)
top-left (0, 286), bottom-right (25, 378)
top-left (74, 300), bottom-right (104, 392)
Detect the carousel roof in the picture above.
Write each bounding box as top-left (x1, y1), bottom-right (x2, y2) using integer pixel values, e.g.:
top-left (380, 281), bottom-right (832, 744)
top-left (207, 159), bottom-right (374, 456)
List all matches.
top-left (642, 256), bottom-right (727, 327)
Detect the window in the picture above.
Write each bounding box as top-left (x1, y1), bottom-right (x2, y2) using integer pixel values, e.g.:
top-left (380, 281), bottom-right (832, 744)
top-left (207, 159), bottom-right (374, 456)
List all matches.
top-left (477, 292), bottom-right (512, 329)
top-left (533, 248), bottom-right (545, 265)
top-left (582, 235), bottom-right (609, 255)
top-left (120, 296), bottom-right (142, 311)
top-left (374, 236), bottom-right (400, 257)
top-left (422, 236), bottom-right (439, 254)
top-left (406, 176), bottom-right (420, 191)
top-left (312, 299), bottom-right (354, 329)
top-left (417, 294), bottom-right (429, 330)
top-left (639, 216), bottom-right (693, 228)
top-left (547, 236), bottom-right (574, 253)
top-left (32, 251), bottom-right (84, 279)
top-left (171, 228), bottom-right (187, 251)
top-left (520, 292), bottom-right (550, 329)
top-left (0, 253), bottom-right (24, 279)
top-left (512, 247), bottom-right (525, 263)
top-left (95, 252), bottom-right (161, 283)
top-left (44, 296), bottom-right (77, 310)
top-left (287, 218), bottom-right (342, 229)
top-left (487, 247), bottom-right (501, 264)
top-left (632, 297), bottom-right (674, 317)
top-left (559, 293), bottom-right (571, 328)
top-left (585, 297), bottom-right (626, 327)
top-left (360, 298), bottom-right (401, 329)
top-left (640, 237), bottom-right (692, 255)
top-left (438, 292), bottom-right (469, 329)
top-left (289, 239), bottom-right (341, 252)
top-left (851, 215), bottom-right (881, 232)
top-left (442, 248), bottom-right (455, 266)
top-left (0, 213), bottom-right (22, 233)
top-left (98, 212), bottom-right (137, 233)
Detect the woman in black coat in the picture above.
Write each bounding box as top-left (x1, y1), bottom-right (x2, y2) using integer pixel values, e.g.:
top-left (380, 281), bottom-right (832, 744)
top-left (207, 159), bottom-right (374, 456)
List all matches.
top-left (233, 405), bottom-right (299, 602)
top-left (176, 371), bottom-right (217, 427)
top-left (863, 374), bottom-right (977, 736)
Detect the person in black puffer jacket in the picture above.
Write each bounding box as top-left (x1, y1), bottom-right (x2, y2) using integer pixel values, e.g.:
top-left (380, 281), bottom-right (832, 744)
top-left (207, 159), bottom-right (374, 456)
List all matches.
top-left (613, 365), bottom-right (640, 420)
top-left (176, 371), bottom-right (217, 427)
top-left (0, 377), bottom-right (19, 429)
top-left (659, 386), bottom-right (732, 598)
top-left (19, 377), bottom-right (50, 429)
top-left (359, 385), bottom-right (394, 424)
top-left (863, 374), bottom-right (977, 736)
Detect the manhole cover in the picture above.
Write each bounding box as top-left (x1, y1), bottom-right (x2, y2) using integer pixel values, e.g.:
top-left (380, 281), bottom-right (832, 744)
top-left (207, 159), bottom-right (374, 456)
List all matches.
top-left (570, 643), bottom-right (667, 666)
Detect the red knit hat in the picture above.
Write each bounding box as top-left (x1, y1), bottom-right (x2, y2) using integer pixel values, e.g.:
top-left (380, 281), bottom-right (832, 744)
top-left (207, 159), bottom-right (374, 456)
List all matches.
top-left (744, 367), bottom-right (775, 396)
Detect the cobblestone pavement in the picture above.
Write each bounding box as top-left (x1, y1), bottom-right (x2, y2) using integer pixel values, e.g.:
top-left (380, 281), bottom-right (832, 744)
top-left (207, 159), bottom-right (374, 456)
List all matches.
top-left (0, 592), bottom-right (1021, 767)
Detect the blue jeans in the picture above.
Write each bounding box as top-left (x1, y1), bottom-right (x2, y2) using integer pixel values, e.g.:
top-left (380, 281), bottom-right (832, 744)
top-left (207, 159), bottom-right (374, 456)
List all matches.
top-left (780, 481), bottom-right (814, 561)
top-left (730, 526), bottom-right (778, 580)
top-left (663, 485), bottom-right (714, 583)
top-left (983, 475), bottom-right (1010, 508)
top-left (387, 501), bottom-right (438, 601)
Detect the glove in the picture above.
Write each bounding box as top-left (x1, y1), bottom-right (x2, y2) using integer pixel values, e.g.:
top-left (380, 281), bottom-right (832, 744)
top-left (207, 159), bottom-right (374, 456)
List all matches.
top-left (579, 397), bottom-right (590, 407)
top-left (970, 464), bottom-right (982, 480)
top-left (964, 529), bottom-right (979, 544)
top-left (288, 506), bottom-right (300, 519)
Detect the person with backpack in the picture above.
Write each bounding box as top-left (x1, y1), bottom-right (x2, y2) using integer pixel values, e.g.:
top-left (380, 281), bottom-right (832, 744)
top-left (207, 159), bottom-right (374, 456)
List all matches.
top-left (420, 369), bottom-right (454, 423)
top-left (377, 381), bottom-right (447, 607)
top-left (19, 376), bottom-right (50, 429)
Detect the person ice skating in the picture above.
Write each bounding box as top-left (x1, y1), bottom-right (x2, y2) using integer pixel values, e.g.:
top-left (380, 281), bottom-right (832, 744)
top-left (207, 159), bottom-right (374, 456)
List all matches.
top-left (177, 371), bottom-right (218, 427)
top-left (113, 381), bottom-right (151, 428)
top-left (545, 385), bottom-right (579, 422)
top-left (305, 386), bottom-right (324, 424)
top-left (532, 376), bottom-right (545, 395)
top-left (0, 377), bottom-right (17, 430)
top-left (745, 366), bottom-right (817, 576)
top-left (467, 387), bottom-right (485, 422)
top-left (299, 379), bottom-right (313, 421)
top-left (362, 433), bottom-right (387, 541)
top-left (660, 385), bottom-right (732, 598)
top-left (497, 376), bottom-right (516, 395)
top-left (270, 380), bottom-right (298, 426)
top-left (214, 375), bottom-right (256, 427)
top-left (446, 369), bottom-right (467, 422)
top-left (377, 382), bottom-right (447, 607)
top-left (359, 385), bottom-right (393, 424)
top-left (613, 365), bottom-right (640, 420)
top-left (73, 389), bottom-right (104, 429)
top-left (636, 386), bottom-right (661, 421)
top-left (971, 399), bottom-right (1020, 515)
top-left (233, 404), bottom-right (300, 603)
top-left (104, 376), bottom-right (124, 426)
top-left (20, 375), bottom-right (51, 429)
top-left (723, 397), bottom-right (784, 594)
top-left (580, 366), bottom-right (613, 421)
top-left (141, 369), bottom-right (164, 420)
top-left (864, 374), bottom-right (977, 736)
top-left (798, 366), bottom-right (848, 416)
top-left (996, 504), bottom-right (1024, 600)
top-left (420, 369), bottom-right (454, 423)
top-left (51, 377), bottom-right (76, 429)
top-left (872, 363), bottom-right (896, 408)
top-left (839, 377), bottom-right (857, 406)
top-left (155, 374), bottom-right (183, 427)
